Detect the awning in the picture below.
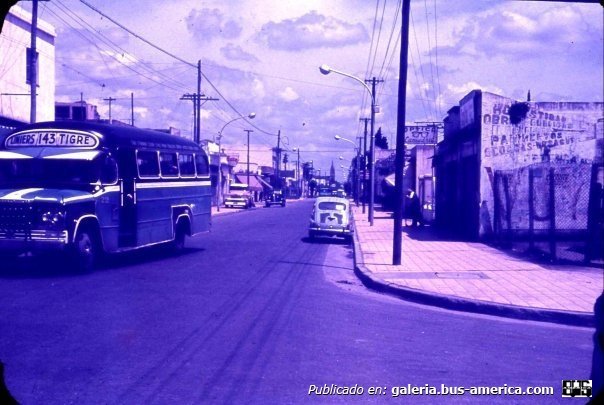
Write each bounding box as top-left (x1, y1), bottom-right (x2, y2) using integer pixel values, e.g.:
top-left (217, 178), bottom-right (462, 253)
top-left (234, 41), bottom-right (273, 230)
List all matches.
top-left (234, 174), bottom-right (273, 193)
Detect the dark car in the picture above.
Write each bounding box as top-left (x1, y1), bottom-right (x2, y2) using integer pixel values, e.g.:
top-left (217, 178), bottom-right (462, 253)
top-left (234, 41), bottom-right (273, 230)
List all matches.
top-left (265, 190), bottom-right (286, 207)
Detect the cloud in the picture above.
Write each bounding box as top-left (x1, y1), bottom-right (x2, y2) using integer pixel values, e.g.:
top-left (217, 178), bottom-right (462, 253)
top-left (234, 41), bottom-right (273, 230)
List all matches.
top-left (258, 11), bottom-right (368, 50)
top-left (446, 5), bottom-right (600, 59)
top-left (251, 78), bottom-right (266, 98)
top-left (186, 8), bottom-right (242, 40)
top-left (323, 105), bottom-right (358, 121)
top-left (447, 81), bottom-right (503, 99)
top-left (220, 43), bottom-right (259, 62)
top-left (279, 86), bottom-right (299, 102)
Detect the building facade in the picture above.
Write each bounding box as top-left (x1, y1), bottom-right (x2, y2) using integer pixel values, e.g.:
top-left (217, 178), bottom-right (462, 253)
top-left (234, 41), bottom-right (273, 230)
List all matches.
top-left (435, 90), bottom-right (604, 240)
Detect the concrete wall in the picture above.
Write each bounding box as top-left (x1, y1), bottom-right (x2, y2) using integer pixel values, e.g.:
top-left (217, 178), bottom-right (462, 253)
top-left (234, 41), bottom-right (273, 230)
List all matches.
top-left (0, 5), bottom-right (55, 123)
top-left (478, 91), bottom-right (603, 236)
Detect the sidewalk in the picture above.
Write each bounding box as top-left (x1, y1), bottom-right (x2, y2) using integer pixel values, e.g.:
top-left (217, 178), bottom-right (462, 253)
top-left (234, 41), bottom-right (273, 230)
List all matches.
top-left (351, 205), bottom-right (603, 327)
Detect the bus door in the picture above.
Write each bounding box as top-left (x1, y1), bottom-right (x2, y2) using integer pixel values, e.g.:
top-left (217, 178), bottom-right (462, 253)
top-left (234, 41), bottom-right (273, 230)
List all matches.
top-left (118, 149), bottom-right (137, 247)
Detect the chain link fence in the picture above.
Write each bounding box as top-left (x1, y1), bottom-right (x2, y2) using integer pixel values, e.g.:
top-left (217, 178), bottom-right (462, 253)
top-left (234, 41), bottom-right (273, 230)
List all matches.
top-left (493, 163), bottom-right (603, 264)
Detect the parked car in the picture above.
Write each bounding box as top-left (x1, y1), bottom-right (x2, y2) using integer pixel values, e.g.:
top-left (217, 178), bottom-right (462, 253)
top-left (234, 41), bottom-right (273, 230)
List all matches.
top-left (265, 189), bottom-right (286, 207)
top-left (224, 193), bottom-right (252, 209)
top-left (333, 188), bottom-right (346, 198)
top-left (317, 187), bottom-right (333, 197)
top-left (309, 196), bottom-right (353, 242)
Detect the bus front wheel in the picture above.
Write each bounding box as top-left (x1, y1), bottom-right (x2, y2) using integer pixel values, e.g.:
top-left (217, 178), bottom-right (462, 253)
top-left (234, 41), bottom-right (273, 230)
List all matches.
top-left (70, 230), bottom-right (97, 272)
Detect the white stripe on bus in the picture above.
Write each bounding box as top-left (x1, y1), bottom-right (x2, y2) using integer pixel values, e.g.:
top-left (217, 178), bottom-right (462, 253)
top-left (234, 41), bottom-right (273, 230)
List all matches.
top-left (136, 181), bottom-right (211, 189)
top-left (0, 188), bottom-right (44, 200)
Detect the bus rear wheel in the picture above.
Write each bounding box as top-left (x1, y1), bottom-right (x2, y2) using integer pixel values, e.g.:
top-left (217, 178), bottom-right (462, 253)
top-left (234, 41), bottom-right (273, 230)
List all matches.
top-left (172, 221), bottom-right (187, 252)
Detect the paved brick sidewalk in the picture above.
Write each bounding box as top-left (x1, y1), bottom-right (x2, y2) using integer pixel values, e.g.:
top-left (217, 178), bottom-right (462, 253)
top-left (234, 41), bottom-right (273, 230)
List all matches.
top-left (352, 205), bottom-right (603, 326)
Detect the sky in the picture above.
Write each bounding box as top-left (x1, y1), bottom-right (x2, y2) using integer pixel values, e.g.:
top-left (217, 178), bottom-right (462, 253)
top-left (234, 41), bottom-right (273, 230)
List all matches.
top-left (8, 0), bottom-right (604, 181)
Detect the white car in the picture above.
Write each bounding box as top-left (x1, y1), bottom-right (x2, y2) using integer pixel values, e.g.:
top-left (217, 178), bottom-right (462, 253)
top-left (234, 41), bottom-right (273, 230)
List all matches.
top-left (309, 196), bottom-right (353, 241)
top-left (224, 193), bottom-right (251, 209)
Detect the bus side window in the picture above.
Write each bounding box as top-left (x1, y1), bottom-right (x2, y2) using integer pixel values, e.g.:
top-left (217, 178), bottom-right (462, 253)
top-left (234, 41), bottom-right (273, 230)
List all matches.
top-left (100, 156), bottom-right (118, 184)
top-left (195, 153), bottom-right (209, 177)
top-left (137, 150), bottom-right (159, 178)
top-left (160, 152), bottom-right (179, 177)
top-left (179, 153), bottom-right (195, 177)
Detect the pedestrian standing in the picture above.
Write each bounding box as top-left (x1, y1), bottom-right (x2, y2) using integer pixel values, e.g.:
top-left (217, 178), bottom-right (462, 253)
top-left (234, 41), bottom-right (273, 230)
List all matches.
top-left (405, 188), bottom-right (422, 227)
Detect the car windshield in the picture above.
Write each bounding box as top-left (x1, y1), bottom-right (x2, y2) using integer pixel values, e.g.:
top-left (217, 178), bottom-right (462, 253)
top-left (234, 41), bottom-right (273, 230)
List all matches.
top-left (227, 194), bottom-right (243, 198)
top-left (0, 155), bottom-right (115, 189)
top-left (318, 201), bottom-right (347, 211)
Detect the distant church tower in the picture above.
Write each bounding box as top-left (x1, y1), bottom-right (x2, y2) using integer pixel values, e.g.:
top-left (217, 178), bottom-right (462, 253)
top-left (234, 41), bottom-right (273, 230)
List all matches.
top-left (330, 161), bottom-right (335, 184)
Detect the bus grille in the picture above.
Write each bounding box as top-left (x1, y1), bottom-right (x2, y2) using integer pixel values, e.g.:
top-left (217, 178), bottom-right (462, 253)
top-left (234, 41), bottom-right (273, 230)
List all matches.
top-left (0, 201), bottom-right (33, 234)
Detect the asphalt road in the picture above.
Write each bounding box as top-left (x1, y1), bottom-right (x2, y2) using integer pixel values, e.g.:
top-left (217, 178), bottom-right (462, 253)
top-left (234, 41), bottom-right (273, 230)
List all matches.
top-left (0, 199), bottom-right (595, 404)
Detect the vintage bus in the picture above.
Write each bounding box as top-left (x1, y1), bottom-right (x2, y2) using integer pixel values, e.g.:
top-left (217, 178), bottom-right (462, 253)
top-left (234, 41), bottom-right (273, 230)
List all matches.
top-left (0, 121), bottom-right (212, 270)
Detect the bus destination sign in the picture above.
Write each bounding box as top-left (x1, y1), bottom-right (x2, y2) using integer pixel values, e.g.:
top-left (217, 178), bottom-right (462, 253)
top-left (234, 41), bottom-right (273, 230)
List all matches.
top-left (5, 130), bottom-right (100, 149)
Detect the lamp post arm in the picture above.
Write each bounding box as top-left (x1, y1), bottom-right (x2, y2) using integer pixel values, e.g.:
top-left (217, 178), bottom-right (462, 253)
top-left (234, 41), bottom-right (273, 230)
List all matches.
top-left (337, 135), bottom-right (358, 149)
top-left (329, 68), bottom-right (374, 103)
top-left (219, 116), bottom-right (244, 137)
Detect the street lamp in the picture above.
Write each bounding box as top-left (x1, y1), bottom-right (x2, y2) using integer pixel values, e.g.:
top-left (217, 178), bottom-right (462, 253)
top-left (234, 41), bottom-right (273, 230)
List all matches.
top-left (216, 112), bottom-right (255, 211)
top-left (334, 134), bottom-right (360, 206)
top-left (321, 65), bottom-right (377, 225)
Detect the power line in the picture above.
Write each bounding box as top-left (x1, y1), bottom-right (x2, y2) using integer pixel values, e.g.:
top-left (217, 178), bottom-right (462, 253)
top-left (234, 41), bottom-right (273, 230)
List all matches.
top-left (433, 0), bottom-right (443, 118)
top-left (423, 0), bottom-right (438, 120)
top-left (45, 3), bottom-right (186, 93)
top-left (53, 0), bottom-right (190, 91)
top-left (410, 9), bottom-right (437, 120)
top-left (369, 0), bottom-right (388, 77)
top-left (78, 0), bottom-right (276, 137)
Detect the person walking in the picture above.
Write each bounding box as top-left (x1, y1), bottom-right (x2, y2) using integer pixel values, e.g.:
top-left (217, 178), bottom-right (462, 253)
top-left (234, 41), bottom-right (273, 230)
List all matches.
top-left (405, 188), bottom-right (422, 227)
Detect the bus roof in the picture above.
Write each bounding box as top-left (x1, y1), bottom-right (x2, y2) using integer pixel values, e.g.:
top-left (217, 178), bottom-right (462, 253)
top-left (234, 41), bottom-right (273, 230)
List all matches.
top-left (0, 121), bottom-right (201, 152)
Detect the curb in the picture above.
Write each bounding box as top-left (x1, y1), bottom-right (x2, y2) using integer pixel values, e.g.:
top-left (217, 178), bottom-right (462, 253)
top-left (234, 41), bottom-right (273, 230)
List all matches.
top-left (350, 219), bottom-right (595, 328)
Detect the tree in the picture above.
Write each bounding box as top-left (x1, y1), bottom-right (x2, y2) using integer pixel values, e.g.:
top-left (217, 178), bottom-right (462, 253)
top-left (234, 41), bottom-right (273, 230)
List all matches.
top-left (375, 127), bottom-right (389, 149)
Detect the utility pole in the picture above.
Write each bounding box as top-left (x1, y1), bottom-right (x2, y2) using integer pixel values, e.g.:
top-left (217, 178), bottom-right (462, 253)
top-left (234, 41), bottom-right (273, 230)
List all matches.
top-left (131, 92), bottom-right (134, 126)
top-left (181, 93), bottom-right (197, 140)
top-left (356, 136), bottom-right (362, 205)
top-left (28, 0), bottom-right (39, 123)
top-left (181, 61), bottom-right (217, 143)
top-left (296, 148), bottom-right (300, 198)
top-left (393, 0), bottom-right (411, 265)
top-left (196, 60), bottom-right (201, 144)
top-left (245, 129), bottom-right (254, 189)
top-left (103, 97), bottom-right (116, 123)
top-left (359, 117), bottom-right (370, 213)
top-left (275, 130), bottom-right (281, 188)
top-left (181, 93), bottom-right (218, 142)
top-left (364, 77), bottom-right (383, 226)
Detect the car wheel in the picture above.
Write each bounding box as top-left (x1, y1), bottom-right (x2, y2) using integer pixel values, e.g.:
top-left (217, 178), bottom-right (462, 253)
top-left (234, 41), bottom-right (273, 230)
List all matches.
top-left (71, 230), bottom-right (97, 272)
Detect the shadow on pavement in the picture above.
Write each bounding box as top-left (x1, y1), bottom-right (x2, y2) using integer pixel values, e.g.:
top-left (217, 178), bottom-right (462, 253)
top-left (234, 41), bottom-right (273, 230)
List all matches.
top-left (102, 245), bottom-right (204, 270)
top-left (0, 245), bottom-right (204, 279)
top-left (301, 236), bottom-right (351, 245)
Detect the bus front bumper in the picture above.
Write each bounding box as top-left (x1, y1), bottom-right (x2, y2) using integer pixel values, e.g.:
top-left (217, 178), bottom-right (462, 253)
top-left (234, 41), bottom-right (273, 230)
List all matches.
top-left (0, 230), bottom-right (69, 252)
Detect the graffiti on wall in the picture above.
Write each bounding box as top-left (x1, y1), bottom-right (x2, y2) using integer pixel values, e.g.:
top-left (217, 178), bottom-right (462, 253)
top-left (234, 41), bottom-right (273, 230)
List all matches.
top-left (478, 92), bottom-right (603, 237)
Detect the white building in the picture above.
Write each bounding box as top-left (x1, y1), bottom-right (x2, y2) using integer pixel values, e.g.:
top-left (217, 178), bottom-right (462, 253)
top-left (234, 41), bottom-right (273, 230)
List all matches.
top-left (0, 4), bottom-right (56, 126)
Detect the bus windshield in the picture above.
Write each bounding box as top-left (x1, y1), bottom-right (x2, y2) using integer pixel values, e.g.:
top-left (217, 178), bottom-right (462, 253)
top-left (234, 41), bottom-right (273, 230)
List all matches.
top-left (0, 156), bottom-right (117, 189)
